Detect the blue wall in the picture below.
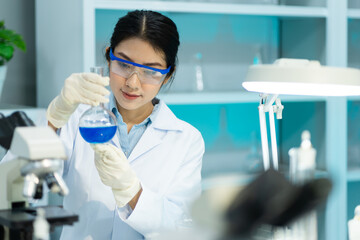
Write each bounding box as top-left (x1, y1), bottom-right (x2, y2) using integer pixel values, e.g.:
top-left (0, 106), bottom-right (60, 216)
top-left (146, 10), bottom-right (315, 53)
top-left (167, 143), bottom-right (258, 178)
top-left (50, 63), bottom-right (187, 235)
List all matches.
top-left (169, 101), bottom-right (324, 178)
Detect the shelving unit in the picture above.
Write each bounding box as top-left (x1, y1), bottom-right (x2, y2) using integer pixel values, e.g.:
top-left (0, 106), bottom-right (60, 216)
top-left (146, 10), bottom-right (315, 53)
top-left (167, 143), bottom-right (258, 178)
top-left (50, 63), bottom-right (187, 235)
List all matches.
top-left (35, 1), bottom-right (354, 239)
top-left (35, 0), bottom-right (329, 106)
top-left (347, 169), bottom-right (360, 182)
top-left (85, 1), bottom-right (328, 75)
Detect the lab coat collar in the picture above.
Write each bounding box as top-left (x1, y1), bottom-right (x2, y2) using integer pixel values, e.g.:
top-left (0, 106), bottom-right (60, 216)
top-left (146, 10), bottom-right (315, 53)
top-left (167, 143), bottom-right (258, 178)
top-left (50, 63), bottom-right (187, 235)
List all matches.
top-left (106, 95), bottom-right (182, 132)
top-left (128, 100), bottom-right (184, 161)
top-left (110, 99), bottom-right (183, 162)
top-left (150, 100), bottom-right (183, 132)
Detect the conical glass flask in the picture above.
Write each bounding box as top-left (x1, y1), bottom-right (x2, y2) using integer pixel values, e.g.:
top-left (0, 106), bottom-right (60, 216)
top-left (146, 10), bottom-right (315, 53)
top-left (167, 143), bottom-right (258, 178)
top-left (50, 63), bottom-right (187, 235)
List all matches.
top-left (79, 67), bottom-right (117, 144)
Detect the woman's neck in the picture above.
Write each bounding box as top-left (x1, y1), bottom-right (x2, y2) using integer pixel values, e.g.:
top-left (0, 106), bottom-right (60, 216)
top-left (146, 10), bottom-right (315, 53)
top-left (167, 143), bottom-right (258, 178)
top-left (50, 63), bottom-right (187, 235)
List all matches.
top-left (117, 102), bottom-right (154, 132)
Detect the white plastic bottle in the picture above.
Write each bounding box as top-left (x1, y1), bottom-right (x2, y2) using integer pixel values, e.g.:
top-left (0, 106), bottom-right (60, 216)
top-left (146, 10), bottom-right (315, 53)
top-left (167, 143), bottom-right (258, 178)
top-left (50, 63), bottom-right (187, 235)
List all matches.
top-left (288, 130), bottom-right (317, 240)
top-left (193, 52), bottom-right (204, 92)
top-left (348, 205), bottom-right (360, 240)
top-left (33, 208), bottom-right (50, 240)
top-left (253, 45), bottom-right (263, 65)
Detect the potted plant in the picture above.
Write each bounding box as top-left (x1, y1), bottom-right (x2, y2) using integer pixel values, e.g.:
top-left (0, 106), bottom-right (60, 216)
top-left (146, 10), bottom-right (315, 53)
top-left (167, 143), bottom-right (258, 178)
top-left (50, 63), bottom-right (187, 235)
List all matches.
top-left (0, 20), bottom-right (26, 96)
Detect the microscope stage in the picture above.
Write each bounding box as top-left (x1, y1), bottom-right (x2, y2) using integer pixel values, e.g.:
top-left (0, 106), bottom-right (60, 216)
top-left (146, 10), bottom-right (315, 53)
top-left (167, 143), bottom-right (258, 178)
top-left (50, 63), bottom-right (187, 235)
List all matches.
top-left (0, 205), bottom-right (78, 230)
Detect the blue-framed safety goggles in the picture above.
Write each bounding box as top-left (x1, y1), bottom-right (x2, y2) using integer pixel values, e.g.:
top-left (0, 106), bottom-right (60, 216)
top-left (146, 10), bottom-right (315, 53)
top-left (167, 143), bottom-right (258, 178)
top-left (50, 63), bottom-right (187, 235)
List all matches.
top-left (109, 48), bottom-right (171, 85)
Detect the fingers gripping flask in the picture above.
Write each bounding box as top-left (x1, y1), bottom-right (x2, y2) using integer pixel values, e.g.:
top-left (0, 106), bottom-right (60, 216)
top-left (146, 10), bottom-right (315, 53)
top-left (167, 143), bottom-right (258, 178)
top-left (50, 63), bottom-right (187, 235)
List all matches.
top-left (79, 67), bottom-right (117, 144)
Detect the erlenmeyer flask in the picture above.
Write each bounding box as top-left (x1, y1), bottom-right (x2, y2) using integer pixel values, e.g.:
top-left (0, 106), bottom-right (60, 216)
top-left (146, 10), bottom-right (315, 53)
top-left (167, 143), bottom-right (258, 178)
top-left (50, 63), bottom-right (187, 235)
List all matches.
top-left (79, 67), bottom-right (117, 144)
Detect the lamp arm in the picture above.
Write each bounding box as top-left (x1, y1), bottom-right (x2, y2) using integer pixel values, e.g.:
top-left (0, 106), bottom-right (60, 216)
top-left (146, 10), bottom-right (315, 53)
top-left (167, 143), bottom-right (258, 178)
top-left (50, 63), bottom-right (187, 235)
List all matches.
top-left (259, 104), bottom-right (270, 170)
top-left (264, 94), bottom-right (278, 109)
top-left (269, 105), bottom-right (279, 170)
top-left (258, 94), bottom-right (280, 171)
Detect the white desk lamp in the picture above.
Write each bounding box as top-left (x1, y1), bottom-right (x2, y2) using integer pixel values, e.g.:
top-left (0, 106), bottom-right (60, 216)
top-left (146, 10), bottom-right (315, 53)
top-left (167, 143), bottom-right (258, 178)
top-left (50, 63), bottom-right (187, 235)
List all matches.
top-left (242, 58), bottom-right (360, 171)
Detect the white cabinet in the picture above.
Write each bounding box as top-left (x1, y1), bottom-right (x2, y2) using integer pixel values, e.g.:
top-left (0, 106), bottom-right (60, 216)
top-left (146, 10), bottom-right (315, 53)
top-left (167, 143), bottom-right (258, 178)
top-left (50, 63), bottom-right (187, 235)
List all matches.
top-left (35, 1), bottom-right (353, 239)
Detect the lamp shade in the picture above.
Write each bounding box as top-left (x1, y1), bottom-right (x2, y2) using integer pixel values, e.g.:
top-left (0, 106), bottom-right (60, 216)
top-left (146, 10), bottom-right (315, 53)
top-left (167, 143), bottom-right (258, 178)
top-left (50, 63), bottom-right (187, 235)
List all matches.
top-left (242, 59), bottom-right (360, 96)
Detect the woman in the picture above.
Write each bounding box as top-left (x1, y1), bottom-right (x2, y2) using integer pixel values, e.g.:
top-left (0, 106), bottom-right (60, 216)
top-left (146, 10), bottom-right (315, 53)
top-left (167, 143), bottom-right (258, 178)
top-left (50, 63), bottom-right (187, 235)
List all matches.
top-left (46, 10), bottom-right (204, 239)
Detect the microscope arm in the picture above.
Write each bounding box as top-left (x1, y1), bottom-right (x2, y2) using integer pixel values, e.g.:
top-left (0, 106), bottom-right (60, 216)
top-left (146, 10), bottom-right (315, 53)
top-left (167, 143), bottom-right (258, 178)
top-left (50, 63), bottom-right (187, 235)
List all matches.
top-left (0, 159), bottom-right (28, 210)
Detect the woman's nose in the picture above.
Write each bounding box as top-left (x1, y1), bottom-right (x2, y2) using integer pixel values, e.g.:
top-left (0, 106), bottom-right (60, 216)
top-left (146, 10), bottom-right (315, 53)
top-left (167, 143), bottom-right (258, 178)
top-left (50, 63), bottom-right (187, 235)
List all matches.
top-left (126, 71), bottom-right (141, 89)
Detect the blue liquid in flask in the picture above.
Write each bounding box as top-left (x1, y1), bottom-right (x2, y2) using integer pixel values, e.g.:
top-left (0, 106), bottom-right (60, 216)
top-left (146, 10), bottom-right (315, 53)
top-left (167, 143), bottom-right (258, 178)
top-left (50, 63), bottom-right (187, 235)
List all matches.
top-left (79, 126), bottom-right (117, 143)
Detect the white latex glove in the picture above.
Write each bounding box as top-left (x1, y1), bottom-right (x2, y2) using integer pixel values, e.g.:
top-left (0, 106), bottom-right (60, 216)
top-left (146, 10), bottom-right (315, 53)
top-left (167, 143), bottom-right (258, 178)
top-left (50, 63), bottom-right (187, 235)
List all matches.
top-left (91, 144), bottom-right (142, 207)
top-left (47, 73), bottom-right (110, 128)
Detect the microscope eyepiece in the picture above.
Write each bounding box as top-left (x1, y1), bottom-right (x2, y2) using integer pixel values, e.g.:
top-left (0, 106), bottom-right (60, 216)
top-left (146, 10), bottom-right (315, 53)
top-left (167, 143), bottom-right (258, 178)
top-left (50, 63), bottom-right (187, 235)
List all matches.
top-left (23, 173), bottom-right (40, 199)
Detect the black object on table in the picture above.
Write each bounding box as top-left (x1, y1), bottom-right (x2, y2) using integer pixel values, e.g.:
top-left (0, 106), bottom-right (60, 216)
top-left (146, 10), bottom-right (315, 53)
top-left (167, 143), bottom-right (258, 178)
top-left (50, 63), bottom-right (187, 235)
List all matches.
top-left (0, 205), bottom-right (78, 240)
top-left (0, 111), bottom-right (35, 150)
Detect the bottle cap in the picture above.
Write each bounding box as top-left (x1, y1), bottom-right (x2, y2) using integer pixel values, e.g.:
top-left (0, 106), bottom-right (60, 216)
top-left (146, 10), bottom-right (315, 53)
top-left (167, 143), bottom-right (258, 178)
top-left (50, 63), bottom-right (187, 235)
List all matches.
top-left (355, 205), bottom-right (360, 217)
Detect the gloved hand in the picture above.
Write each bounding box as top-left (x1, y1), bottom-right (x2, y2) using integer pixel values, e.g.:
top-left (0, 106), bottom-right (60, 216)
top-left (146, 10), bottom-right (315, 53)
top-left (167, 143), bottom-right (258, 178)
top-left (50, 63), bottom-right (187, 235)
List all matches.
top-left (91, 143), bottom-right (142, 207)
top-left (47, 73), bottom-right (110, 128)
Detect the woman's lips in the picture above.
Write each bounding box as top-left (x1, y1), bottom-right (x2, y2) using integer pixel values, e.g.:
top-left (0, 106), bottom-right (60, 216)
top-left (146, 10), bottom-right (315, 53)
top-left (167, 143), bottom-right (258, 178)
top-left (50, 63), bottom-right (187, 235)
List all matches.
top-left (122, 91), bottom-right (140, 100)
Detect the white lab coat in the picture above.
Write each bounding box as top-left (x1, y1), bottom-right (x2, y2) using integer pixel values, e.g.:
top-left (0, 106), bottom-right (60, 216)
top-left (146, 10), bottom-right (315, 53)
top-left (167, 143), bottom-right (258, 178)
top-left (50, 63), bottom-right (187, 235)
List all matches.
top-left (59, 100), bottom-right (204, 239)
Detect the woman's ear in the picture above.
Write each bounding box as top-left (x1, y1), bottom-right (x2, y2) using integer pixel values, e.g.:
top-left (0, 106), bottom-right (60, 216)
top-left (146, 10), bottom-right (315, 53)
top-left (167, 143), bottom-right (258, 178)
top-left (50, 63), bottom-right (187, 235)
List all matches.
top-left (163, 75), bottom-right (171, 85)
top-left (105, 47), bottom-right (110, 68)
top-left (163, 66), bottom-right (176, 84)
top-left (163, 77), bottom-right (170, 85)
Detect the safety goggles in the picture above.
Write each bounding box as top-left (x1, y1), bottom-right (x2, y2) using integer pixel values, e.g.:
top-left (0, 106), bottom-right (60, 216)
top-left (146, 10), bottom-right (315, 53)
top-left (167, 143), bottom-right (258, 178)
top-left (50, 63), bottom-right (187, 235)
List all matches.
top-left (109, 49), bottom-right (171, 85)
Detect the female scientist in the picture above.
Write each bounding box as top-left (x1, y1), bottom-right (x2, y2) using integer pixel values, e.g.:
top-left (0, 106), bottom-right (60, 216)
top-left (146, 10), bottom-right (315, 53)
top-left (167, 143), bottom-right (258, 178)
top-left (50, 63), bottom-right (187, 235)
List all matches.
top-left (46, 10), bottom-right (204, 239)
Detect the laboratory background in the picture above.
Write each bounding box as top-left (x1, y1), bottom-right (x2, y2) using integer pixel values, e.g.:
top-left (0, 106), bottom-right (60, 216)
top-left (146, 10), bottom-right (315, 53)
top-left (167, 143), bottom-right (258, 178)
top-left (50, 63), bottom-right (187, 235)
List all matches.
top-left (1, 0), bottom-right (360, 239)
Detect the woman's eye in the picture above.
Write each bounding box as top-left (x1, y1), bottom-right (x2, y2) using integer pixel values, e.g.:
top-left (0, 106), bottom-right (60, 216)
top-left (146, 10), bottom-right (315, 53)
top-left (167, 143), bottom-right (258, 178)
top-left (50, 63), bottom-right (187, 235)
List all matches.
top-left (144, 70), bottom-right (159, 77)
top-left (118, 62), bottom-right (131, 69)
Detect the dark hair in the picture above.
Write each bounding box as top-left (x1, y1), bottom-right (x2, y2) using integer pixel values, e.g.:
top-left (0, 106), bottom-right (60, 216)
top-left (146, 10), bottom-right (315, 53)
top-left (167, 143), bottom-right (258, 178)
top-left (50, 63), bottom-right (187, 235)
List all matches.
top-left (105, 10), bottom-right (180, 86)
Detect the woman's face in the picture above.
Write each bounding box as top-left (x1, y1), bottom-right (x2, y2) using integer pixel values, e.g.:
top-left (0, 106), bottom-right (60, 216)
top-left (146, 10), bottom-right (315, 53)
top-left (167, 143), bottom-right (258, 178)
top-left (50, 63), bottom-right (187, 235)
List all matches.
top-left (109, 37), bottom-right (168, 113)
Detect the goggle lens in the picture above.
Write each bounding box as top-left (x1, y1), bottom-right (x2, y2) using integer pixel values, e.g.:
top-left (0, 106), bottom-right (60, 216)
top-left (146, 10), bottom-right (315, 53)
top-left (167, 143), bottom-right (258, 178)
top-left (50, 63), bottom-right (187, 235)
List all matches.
top-left (109, 49), bottom-right (171, 85)
top-left (111, 60), bottom-right (166, 85)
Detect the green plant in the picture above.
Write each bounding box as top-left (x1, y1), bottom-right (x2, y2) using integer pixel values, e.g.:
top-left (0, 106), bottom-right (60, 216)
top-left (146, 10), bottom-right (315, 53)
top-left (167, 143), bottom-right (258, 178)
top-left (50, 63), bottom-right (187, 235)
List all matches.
top-left (0, 20), bottom-right (26, 66)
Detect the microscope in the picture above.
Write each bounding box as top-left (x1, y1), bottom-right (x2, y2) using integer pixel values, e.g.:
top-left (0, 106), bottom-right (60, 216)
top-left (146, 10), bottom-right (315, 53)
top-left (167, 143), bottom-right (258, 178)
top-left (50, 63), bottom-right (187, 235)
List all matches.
top-left (0, 111), bottom-right (78, 240)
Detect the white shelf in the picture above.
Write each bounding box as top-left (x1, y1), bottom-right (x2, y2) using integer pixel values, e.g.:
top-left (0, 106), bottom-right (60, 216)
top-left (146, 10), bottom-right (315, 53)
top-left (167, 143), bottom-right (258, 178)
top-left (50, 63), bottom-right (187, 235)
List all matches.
top-left (347, 95), bottom-right (360, 101)
top-left (158, 91), bottom-right (327, 105)
top-left (347, 169), bottom-right (360, 182)
top-left (95, 1), bottom-right (327, 17)
top-left (348, 9), bottom-right (360, 19)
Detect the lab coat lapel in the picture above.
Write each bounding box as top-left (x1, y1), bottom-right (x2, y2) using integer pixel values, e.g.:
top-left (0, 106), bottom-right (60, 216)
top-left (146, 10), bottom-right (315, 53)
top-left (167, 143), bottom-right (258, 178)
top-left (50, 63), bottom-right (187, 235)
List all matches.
top-left (110, 131), bottom-right (121, 149)
top-left (128, 101), bottom-right (183, 162)
top-left (128, 125), bottom-right (162, 162)
top-left (109, 111), bottom-right (161, 163)
top-left (109, 127), bottom-right (157, 163)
